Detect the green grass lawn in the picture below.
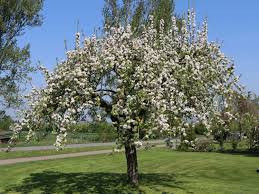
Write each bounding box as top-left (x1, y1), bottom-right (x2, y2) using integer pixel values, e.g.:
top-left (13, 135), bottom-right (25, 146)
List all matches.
top-left (0, 131), bottom-right (117, 148)
top-left (0, 146), bottom-right (113, 159)
top-left (0, 148), bottom-right (259, 194)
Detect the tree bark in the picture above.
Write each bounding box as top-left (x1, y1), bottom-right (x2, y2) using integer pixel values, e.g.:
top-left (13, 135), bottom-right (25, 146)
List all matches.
top-left (125, 145), bottom-right (138, 185)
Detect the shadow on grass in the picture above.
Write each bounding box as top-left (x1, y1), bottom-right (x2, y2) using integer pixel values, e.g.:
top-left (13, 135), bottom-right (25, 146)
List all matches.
top-left (3, 171), bottom-right (184, 194)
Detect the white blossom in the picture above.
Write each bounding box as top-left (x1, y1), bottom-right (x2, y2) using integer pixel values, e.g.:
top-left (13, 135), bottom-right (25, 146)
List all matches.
top-left (9, 10), bottom-right (240, 149)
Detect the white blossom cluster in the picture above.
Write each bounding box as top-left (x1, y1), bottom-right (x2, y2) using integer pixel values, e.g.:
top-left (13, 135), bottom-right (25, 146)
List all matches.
top-left (9, 10), bottom-right (239, 149)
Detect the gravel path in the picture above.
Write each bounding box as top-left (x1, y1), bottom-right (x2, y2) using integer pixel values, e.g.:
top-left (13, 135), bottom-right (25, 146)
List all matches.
top-left (0, 149), bottom-right (113, 166)
top-left (0, 144), bottom-right (165, 166)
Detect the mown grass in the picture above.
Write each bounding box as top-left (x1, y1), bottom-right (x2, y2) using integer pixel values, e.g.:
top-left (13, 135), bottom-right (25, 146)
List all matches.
top-left (0, 146), bottom-right (113, 159)
top-left (0, 131), bottom-right (117, 148)
top-left (0, 148), bottom-right (259, 194)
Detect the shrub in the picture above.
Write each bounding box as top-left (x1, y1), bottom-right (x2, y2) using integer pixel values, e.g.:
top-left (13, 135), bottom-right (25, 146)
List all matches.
top-left (231, 141), bottom-right (238, 150)
top-left (194, 139), bottom-right (215, 152)
top-left (212, 129), bottom-right (230, 150)
top-left (165, 137), bottom-right (179, 149)
top-left (88, 122), bottom-right (116, 133)
top-left (229, 132), bottom-right (240, 151)
top-left (177, 142), bottom-right (190, 152)
top-left (177, 127), bottom-right (196, 151)
top-left (194, 122), bottom-right (207, 135)
top-left (0, 115), bottom-right (13, 131)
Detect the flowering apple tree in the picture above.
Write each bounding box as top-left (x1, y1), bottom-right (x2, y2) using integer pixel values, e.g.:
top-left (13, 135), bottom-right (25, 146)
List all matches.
top-left (9, 10), bottom-right (239, 184)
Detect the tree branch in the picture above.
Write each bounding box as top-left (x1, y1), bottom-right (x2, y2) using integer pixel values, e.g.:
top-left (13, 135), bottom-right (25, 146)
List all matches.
top-left (96, 88), bottom-right (116, 94)
top-left (98, 96), bottom-right (113, 113)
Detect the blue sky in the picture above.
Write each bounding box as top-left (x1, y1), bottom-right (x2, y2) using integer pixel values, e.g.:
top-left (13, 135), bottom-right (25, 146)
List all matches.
top-left (18, 0), bottom-right (259, 94)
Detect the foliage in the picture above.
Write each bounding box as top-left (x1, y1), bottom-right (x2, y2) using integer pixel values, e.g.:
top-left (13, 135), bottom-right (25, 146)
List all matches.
top-left (194, 139), bottom-right (215, 152)
top-left (231, 140), bottom-right (238, 150)
top-left (0, 111), bottom-right (13, 131)
top-left (193, 122), bottom-right (207, 135)
top-left (149, 0), bottom-right (174, 32)
top-left (70, 121), bottom-right (115, 133)
top-left (0, 0), bottom-right (43, 107)
top-left (71, 122), bottom-right (117, 142)
top-left (177, 126), bottom-right (196, 151)
top-left (103, 0), bottom-right (175, 33)
top-left (212, 127), bottom-right (230, 151)
top-left (210, 102), bottom-right (236, 151)
top-left (244, 114), bottom-right (259, 151)
top-left (230, 92), bottom-right (259, 150)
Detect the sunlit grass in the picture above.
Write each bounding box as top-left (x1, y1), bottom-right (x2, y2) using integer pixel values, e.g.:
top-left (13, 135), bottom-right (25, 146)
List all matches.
top-left (1, 148), bottom-right (259, 193)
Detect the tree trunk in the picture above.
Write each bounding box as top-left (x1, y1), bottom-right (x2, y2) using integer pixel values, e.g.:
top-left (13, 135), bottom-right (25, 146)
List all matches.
top-left (219, 138), bottom-right (224, 151)
top-left (125, 145), bottom-right (138, 185)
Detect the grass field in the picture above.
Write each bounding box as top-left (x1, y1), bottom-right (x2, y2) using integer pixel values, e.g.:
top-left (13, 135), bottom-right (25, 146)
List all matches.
top-left (0, 131), bottom-right (117, 148)
top-left (0, 148), bottom-right (259, 194)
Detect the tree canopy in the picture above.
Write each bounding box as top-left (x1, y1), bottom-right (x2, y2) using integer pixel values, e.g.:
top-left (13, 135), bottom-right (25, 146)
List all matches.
top-left (9, 10), bottom-right (240, 184)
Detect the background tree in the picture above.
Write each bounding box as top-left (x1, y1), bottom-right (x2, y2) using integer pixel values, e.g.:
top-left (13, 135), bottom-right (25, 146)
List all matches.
top-left (0, 110), bottom-right (13, 131)
top-left (10, 11), bottom-right (239, 185)
top-left (103, 0), bottom-right (175, 33)
top-left (211, 112), bottom-right (232, 151)
top-left (232, 92), bottom-right (259, 150)
top-left (0, 0), bottom-right (43, 107)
